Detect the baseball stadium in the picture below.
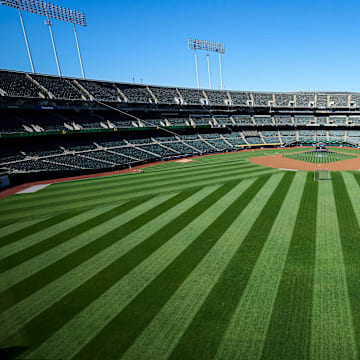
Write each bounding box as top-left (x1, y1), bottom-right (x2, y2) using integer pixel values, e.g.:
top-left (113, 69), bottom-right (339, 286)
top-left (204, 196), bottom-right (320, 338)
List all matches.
top-left (2, 1), bottom-right (360, 360)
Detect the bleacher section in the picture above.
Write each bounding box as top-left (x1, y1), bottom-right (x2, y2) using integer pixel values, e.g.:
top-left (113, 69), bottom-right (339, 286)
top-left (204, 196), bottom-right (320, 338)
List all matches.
top-left (296, 93), bottom-right (315, 107)
top-left (205, 90), bottom-right (230, 105)
top-left (294, 116), bottom-right (314, 125)
top-left (79, 80), bottom-right (120, 101)
top-left (254, 116), bottom-right (273, 126)
top-left (117, 84), bottom-right (152, 103)
top-left (232, 116), bottom-right (253, 126)
top-left (275, 93), bottom-right (294, 106)
top-left (253, 93), bottom-right (273, 106)
top-left (31, 74), bottom-right (83, 100)
top-left (149, 86), bottom-right (180, 104)
top-left (0, 71), bottom-right (42, 98)
top-left (2, 69), bottom-right (360, 178)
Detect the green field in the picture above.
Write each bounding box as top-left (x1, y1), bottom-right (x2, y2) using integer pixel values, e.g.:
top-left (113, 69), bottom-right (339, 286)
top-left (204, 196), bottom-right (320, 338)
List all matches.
top-left (284, 150), bottom-right (357, 163)
top-left (1, 149), bottom-right (360, 359)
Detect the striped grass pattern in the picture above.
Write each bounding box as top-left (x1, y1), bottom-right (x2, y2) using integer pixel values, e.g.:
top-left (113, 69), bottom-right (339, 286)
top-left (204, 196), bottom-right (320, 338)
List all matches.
top-left (284, 150), bottom-right (357, 163)
top-left (1, 150), bottom-right (360, 359)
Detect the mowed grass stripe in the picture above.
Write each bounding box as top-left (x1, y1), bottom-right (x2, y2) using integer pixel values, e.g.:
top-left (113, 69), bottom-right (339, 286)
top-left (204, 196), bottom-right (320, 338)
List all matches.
top-left (0, 192), bottom-right (181, 308)
top-left (0, 202), bottom-right (130, 265)
top-left (168, 172), bottom-right (295, 360)
top-left (0, 166), bottom-right (270, 222)
top-left (0, 217), bottom-right (51, 238)
top-left (73, 174), bottom-right (278, 360)
top-left (0, 161), bottom-right (256, 211)
top-left (215, 172), bottom-right (307, 360)
top-left (0, 212), bottom-right (81, 249)
top-left (260, 171), bottom-right (317, 360)
top-left (0, 162), bottom-right (258, 215)
top-left (1, 168), bottom-right (277, 224)
top-left (311, 180), bottom-right (357, 360)
top-left (8, 155), bottom-right (256, 200)
top-left (121, 174), bottom-right (286, 360)
top-left (2, 157), bottom-right (246, 202)
top-left (333, 172), bottom-right (360, 355)
top-left (28, 180), bottom-right (257, 360)
top-left (1, 186), bottom-right (220, 347)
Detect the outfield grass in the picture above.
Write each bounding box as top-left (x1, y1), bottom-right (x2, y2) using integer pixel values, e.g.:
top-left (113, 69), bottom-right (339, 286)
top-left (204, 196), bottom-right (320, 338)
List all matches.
top-left (1, 149), bottom-right (360, 359)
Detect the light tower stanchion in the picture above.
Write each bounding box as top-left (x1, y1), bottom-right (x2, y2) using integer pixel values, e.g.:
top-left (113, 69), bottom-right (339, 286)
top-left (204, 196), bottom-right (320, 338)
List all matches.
top-left (188, 38), bottom-right (224, 90)
top-left (17, 7), bottom-right (35, 73)
top-left (1, 1), bottom-right (87, 76)
top-left (45, 17), bottom-right (61, 77)
top-left (194, 49), bottom-right (200, 89)
top-left (218, 52), bottom-right (223, 90)
top-left (206, 52), bottom-right (212, 89)
top-left (73, 22), bottom-right (85, 79)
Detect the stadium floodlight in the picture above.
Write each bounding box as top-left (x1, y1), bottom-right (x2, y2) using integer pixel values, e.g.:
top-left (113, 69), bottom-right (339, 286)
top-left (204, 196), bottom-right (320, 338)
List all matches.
top-left (188, 38), bottom-right (225, 90)
top-left (0, 0), bottom-right (87, 78)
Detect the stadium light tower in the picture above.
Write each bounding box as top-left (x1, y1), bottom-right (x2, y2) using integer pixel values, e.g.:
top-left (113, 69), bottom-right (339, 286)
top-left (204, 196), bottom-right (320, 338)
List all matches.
top-left (0, 0), bottom-right (87, 78)
top-left (188, 38), bottom-right (225, 90)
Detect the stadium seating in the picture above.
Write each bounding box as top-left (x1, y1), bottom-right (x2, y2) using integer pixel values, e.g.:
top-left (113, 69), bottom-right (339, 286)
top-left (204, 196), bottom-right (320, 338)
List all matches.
top-left (3, 69), bottom-right (360, 177)
top-left (31, 74), bottom-right (84, 100)
top-left (117, 84), bottom-right (152, 103)
top-left (0, 70), bottom-right (42, 98)
top-left (228, 91), bottom-right (251, 105)
top-left (190, 116), bottom-right (211, 126)
top-left (232, 116), bottom-right (254, 126)
top-left (149, 86), bottom-right (180, 104)
top-left (329, 94), bottom-right (348, 107)
top-left (205, 90), bottom-right (230, 105)
top-left (177, 88), bottom-right (204, 105)
top-left (294, 116), bottom-right (314, 125)
top-left (253, 93), bottom-right (273, 106)
top-left (350, 94), bottom-right (360, 107)
top-left (316, 94), bottom-right (328, 108)
top-left (214, 116), bottom-right (233, 126)
top-left (254, 116), bottom-right (273, 126)
top-left (329, 116), bottom-right (346, 125)
top-left (348, 116), bottom-right (360, 125)
top-left (274, 115), bottom-right (292, 125)
top-left (167, 118), bottom-right (188, 127)
top-left (78, 80), bottom-right (120, 101)
top-left (296, 93), bottom-right (315, 107)
top-left (246, 137), bottom-right (264, 144)
top-left (275, 93), bottom-right (294, 106)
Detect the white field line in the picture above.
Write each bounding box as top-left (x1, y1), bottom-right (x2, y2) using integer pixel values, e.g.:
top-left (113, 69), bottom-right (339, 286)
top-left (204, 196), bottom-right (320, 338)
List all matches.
top-left (215, 172), bottom-right (306, 360)
top-left (0, 217), bottom-right (52, 238)
top-left (310, 181), bottom-right (357, 360)
top-left (0, 193), bottom-right (177, 293)
top-left (0, 186), bottom-right (220, 345)
top-left (27, 180), bottom-right (256, 360)
top-left (0, 203), bottom-right (124, 260)
top-left (16, 184), bottom-right (50, 194)
top-left (121, 174), bottom-right (286, 360)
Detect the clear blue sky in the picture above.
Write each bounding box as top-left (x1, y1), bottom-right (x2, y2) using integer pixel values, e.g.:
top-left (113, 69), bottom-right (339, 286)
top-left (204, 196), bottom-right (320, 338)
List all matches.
top-left (1, 0), bottom-right (360, 92)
